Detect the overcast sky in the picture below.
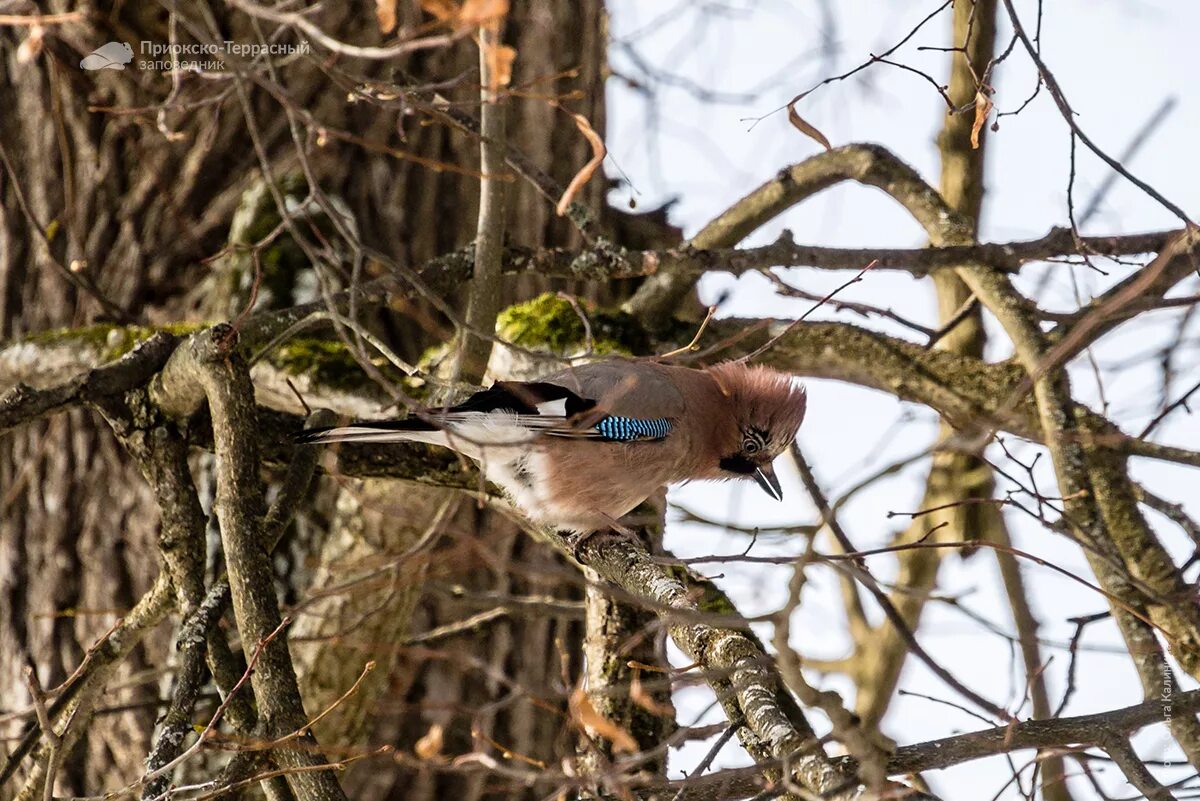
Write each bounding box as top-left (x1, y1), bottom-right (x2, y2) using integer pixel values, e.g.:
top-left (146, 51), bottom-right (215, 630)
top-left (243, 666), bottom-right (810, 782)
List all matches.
top-left (604, 1), bottom-right (1200, 797)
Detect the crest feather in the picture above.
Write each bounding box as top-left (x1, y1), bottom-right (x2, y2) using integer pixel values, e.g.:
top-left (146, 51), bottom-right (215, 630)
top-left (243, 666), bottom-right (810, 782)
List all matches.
top-left (706, 361), bottom-right (807, 442)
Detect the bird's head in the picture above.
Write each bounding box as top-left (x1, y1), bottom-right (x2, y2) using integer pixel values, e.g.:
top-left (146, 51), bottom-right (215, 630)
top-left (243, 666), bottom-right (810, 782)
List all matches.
top-left (706, 362), bottom-right (807, 501)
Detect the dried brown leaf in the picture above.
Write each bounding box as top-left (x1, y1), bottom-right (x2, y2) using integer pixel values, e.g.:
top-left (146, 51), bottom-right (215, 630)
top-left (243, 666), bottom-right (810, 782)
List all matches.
top-left (489, 43), bottom-right (516, 88)
top-left (375, 0), bottom-right (397, 34)
top-left (556, 112), bottom-right (605, 216)
top-left (630, 670), bottom-right (674, 717)
top-left (414, 722), bottom-right (445, 760)
top-left (460, 0), bottom-right (509, 27)
top-left (569, 687), bottom-right (638, 753)
top-left (971, 90), bottom-right (993, 150)
top-left (786, 99), bottom-right (831, 151)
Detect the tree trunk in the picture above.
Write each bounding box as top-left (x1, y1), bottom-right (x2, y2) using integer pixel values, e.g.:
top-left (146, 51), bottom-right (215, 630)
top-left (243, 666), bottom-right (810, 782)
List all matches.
top-left (0, 3), bottom-right (623, 798)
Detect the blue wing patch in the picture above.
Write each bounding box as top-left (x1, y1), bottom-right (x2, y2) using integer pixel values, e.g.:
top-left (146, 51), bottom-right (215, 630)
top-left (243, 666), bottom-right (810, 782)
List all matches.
top-left (594, 416), bottom-right (672, 442)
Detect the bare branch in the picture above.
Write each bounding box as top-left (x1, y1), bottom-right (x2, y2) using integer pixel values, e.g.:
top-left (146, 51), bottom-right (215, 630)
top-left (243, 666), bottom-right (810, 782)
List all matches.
top-left (188, 324), bottom-right (349, 801)
top-left (571, 532), bottom-right (866, 798)
top-left (454, 14), bottom-right (509, 384)
top-left (999, 0), bottom-right (1194, 226)
top-left (0, 332), bottom-right (178, 435)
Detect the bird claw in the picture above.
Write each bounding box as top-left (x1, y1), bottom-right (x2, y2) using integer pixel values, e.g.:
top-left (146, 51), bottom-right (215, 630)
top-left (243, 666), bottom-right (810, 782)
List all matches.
top-left (564, 529), bottom-right (598, 561)
top-left (565, 522), bottom-right (643, 562)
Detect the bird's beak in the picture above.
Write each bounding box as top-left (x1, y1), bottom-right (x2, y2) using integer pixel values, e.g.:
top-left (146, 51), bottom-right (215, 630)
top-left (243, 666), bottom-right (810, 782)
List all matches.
top-left (754, 464), bottom-right (783, 501)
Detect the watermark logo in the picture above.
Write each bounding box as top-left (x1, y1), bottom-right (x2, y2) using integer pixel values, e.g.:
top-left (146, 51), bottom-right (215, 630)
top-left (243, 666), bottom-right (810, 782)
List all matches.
top-left (79, 41), bottom-right (133, 71)
top-left (78, 39), bottom-right (310, 73)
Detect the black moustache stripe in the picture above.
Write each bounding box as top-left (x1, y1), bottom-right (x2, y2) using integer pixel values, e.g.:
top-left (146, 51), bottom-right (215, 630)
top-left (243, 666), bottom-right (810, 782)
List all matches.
top-left (719, 455), bottom-right (758, 475)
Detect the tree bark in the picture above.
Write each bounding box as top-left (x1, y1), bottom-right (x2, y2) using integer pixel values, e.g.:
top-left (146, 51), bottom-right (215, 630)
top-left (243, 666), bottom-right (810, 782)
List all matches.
top-left (0, 3), bottom-right (615, 799)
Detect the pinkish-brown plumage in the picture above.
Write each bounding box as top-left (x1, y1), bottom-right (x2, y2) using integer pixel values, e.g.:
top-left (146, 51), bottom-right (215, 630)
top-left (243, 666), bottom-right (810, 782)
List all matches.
top-left (300, 359), bottom-right (807, 533)
top-left (703, 361), bottom-right (808, 467)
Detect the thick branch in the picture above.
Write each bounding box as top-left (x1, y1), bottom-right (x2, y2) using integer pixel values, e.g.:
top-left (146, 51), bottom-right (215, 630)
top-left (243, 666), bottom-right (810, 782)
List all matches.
top-left (16, 314), bottom-right (1200, 487)
top-left (0, 331), bottom-right (178, 434)
top-left (885, 689), bottom-right (1200, 775)
top-left (651, 689), bottom-right (1200, 799)
top-left (571, 532), bottom-right (865, 799)
top-left (189, 325), bottom-right (349, 801)
top-left (201, 186), bottom-right (1174, 349)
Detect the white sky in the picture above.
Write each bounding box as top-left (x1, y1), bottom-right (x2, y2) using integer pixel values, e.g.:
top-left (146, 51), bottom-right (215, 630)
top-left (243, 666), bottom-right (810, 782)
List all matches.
top-left (604, 1), bottom-right (1200, 798)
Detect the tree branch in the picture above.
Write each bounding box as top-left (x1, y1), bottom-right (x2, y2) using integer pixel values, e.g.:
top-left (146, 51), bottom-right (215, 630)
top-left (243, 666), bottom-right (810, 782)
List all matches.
top-left (0, 331), bottom-right (178, 435)
top-left (570, 532), bottom-right (866, 799)
top-left (455, 15), bottom-right (509, 383)
top-left (187, 325), bottom-right (349, 801)
top-left (649, 689), bottom-right (1200, 799)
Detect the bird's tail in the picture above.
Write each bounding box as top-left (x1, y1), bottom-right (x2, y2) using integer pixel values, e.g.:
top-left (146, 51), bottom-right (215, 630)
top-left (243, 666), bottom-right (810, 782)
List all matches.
top-left (295, 418), bottom-right (445, 446)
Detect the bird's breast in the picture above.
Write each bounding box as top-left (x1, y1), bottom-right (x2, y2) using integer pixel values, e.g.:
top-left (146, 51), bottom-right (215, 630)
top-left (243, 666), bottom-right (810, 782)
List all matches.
top-left (471, 436), bottom-right (684, 532)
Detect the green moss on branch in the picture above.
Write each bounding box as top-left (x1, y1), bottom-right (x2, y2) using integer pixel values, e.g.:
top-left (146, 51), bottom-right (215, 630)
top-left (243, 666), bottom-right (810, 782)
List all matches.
top-left (496, 292), bottom-right (651, 355)
top-left (19, 323), bottom-right (204, 361)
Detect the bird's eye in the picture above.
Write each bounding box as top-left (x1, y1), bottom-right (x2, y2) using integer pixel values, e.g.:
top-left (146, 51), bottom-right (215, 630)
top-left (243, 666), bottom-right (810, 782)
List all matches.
top-left (743, 438), bottom-right (760, 454)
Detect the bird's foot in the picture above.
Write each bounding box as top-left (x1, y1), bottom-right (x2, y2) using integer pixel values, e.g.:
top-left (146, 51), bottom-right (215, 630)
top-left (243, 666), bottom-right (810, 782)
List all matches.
top-left (564, 529), bottom-right (599, 561)
top-left (565, 521), bottom-right (643, 562)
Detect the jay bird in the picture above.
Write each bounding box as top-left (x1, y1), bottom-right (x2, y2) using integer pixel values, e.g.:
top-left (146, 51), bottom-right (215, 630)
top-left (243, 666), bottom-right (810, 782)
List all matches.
top-left (298, 360), bottom-right (806, 535)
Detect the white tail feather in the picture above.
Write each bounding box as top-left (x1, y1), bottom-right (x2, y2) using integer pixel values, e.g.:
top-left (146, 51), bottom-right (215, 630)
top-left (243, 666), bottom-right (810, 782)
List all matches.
top-left (306, 409), bottom-right (599, 452)
top-left (306, 426), bottom-right (449, 447)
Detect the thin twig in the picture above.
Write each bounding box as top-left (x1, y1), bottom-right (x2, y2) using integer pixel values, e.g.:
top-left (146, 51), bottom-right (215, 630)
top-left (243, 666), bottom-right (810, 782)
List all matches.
top-left (741, 260), bottom-right (879, 362)
top-left (658, 305), bottom-right (718, 359)
top-left (23, 668), bottom-right (61, 801)
top-left (1000, 0), bottom-right (1194, 226)
top-left (1139, 376), bottom-right (1200, 439)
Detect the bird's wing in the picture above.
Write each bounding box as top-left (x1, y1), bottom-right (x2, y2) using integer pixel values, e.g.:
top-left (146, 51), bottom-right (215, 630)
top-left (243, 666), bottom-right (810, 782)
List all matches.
top-left (443, 372), bottom-right (680, 441)
top-left (429, 381), bottom-right (598, 419)
top-left (540, 360), bottom-right (686, 419)
top-left (297, 363), bottom-right (684, 446)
